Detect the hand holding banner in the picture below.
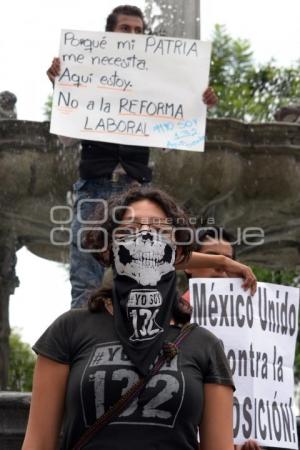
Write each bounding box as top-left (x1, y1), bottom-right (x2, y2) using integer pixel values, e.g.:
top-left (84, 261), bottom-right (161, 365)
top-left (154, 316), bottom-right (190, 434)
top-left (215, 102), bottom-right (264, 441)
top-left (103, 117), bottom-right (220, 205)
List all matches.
top-left (190, 278), bottom-right (299, 449)
top-left (50, 30), bottom-right (211, 151)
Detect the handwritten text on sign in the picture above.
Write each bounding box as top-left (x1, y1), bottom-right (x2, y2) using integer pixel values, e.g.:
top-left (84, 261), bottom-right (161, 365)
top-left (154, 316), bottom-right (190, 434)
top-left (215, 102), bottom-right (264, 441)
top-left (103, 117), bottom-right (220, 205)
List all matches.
top-left (50, 30), bottom-right (211, 151)
top-left (190, 279), bottom-right (299, 449)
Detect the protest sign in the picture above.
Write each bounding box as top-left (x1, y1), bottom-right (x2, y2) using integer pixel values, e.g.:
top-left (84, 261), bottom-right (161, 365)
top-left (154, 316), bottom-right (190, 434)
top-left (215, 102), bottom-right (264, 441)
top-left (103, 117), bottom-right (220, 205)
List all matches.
top-left (50, 30), bottom-right (211, 151)
top-left (190, 278), bottom-right (299, 449)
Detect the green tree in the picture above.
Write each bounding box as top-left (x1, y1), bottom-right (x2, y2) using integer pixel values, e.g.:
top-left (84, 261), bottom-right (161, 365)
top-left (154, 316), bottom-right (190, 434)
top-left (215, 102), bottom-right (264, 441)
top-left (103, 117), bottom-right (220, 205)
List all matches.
top-left (145, 1), bottom-right (300, 122)
top-left (44, 94), bottom-right (53, 121)
top-left (252, 267), bottom-right (299, 286)
top-left (209, 24), bottom-right (300, 122)
top-left (8, 330), bottom-right (36, 391)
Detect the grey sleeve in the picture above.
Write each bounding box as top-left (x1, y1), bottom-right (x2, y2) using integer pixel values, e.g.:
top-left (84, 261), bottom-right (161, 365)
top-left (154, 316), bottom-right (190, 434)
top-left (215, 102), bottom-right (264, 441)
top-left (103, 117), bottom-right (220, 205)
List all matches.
top-left (204, 339), bottom-right (235, 390)
top-left (32, 312), bottom-right (72, 364)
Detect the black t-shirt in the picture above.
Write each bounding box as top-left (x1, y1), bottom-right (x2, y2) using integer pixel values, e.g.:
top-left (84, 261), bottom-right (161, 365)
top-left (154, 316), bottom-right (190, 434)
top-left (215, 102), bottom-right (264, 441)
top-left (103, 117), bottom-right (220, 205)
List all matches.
top-left (33, 310), bottom-right (234, 450)
top-left (79, 141), bottom-right (152, 183)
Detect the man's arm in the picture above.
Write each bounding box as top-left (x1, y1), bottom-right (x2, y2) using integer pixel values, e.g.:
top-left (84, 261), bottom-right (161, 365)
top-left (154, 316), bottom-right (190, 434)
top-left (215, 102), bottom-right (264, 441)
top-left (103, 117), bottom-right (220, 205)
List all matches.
top-left (176, 252), bottom-right (257, 295)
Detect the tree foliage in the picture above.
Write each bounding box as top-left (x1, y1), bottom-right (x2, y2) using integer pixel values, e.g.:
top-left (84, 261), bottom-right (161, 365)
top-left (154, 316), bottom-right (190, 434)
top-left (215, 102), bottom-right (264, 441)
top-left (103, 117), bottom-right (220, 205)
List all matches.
top-left (144, 1), bottom-right (300, 122)
top-left (252, 267), bottom-right (299, 286)
top-left (8, 330), bottom-right (36, 391)
top-left (209, 25), bottom-right (300, 122)
top-left (44, 94), bottom-right (52, 121)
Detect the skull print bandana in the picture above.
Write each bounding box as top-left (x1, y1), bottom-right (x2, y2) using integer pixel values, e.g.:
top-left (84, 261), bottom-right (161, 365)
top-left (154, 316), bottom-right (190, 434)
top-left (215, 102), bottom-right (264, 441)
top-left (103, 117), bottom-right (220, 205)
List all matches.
top-left (112, 230), bottom-right (177, 375)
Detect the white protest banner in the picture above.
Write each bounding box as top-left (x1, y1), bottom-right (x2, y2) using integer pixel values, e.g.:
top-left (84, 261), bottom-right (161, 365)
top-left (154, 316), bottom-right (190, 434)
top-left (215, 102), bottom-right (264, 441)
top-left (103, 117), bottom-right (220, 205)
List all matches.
top-left (50, 30), bottom-right (211, 151)
top-left (190, 278), bottom-right (299, 449)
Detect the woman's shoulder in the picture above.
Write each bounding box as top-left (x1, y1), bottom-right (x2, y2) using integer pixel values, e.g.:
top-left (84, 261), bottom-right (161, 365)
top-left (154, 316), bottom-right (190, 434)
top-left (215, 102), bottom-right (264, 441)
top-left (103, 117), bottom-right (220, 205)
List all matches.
top-left (49, 308), bottom-right (113, 330)
top-left (33, 309), bottom-right (114, 361)
top-left (49, 308), bottom-right (89, 325)
top-left (190, 323), bottom-right (222, 346)
top-left (184, 325), bottom-right (234, 386)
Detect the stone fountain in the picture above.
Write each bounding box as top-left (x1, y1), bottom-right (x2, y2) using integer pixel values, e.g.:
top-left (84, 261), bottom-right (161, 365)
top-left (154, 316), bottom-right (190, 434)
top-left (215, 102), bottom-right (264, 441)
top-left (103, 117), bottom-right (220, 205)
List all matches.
top-left (1, 111), bottom-right (300, 447)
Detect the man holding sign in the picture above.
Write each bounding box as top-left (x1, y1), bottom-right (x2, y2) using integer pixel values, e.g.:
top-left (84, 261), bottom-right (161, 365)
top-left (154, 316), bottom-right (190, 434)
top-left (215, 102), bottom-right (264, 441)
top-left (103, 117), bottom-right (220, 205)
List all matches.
top-left (47, 4), bottom-right (217, 308)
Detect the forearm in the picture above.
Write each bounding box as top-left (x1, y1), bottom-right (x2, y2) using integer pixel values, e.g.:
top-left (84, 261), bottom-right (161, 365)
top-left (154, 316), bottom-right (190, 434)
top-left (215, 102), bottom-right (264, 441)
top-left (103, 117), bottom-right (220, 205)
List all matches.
top-left (22, 408), bottom-right (62, 450)
top-left (177, 251), bottom-right (256, 294)
top-left (176, 252), bottom-right (226, 271)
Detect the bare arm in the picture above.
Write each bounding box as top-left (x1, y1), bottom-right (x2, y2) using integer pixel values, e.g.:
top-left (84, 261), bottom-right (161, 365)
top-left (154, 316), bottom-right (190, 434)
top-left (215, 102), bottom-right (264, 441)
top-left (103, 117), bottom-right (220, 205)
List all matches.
top-left (199, 384), bottom-right (234, 450)
top-left (22, 355), bottom-right (69, 450)
top-left (176, 252), bottom-right (257, 295)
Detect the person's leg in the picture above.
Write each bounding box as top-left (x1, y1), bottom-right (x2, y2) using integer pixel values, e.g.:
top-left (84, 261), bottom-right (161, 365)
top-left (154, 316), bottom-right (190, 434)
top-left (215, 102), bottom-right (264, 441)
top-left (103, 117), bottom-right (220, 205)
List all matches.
top-left (70, 178), bottom-right (106, 308)
top-left (70, 177), bottom-right (137, 308)
top-left (70, 240), bottom-right (104, 308)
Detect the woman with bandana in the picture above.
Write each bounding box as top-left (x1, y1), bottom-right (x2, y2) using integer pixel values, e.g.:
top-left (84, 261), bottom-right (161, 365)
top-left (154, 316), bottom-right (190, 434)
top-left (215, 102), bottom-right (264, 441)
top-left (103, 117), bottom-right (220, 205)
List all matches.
top-left (22, 187), bottom-right (256, 450)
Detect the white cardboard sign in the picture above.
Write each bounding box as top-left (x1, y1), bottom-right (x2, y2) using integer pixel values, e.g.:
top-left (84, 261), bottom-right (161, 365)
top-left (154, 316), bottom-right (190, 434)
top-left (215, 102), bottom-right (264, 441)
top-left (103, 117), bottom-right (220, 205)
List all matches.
top-left (50, 30), bottom-right (211, 151)
top-left (190, 278), bottom-right (299, 449)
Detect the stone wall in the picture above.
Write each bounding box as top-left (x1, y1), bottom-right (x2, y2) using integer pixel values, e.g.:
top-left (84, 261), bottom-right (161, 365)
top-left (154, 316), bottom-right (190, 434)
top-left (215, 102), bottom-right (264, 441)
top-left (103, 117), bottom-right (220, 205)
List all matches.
top-left (152, 119), bottom-right (300, 268)
top-left (1, 118), bottom-right (300, 268)
top-left (0, 392), bottom-right (30, 450)
top-left (1, 117), bottom-right (300, 443)
top-left (0, 392), bottom-right (299, 449)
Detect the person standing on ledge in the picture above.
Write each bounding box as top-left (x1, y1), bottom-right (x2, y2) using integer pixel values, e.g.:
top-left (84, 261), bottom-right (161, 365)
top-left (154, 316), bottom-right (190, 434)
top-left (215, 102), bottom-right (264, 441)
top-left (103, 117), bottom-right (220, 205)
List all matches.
top-left (47, 5), bottom-right (218, 308)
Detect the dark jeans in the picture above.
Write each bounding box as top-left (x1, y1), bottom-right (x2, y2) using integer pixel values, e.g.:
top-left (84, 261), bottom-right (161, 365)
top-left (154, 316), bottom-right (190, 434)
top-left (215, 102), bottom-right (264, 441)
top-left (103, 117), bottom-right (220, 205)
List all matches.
top-left (70, 176), bottom-right (139, 308)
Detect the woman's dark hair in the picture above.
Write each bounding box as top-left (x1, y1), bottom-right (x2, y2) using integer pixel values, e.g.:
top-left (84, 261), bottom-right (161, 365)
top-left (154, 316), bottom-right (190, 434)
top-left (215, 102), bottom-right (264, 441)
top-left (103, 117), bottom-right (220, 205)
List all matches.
top-left (172, 295), bottom-right (192, 325)
top-left (105, 5), bottom-right (146, 32)
top-left (83, 186), bottom-right (194, 266)
top-left (89, 286), bottom-right (112, 313)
